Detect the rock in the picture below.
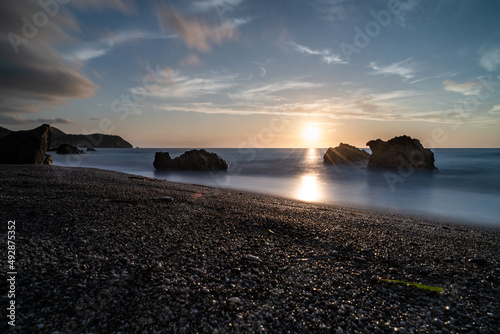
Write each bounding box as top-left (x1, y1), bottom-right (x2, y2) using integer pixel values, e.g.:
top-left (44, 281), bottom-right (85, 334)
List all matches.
top-left (366, 135), bottom-right (436, 169)
top-left (161, 196), bottom-right (173, 203)
top-left (0, 124), bottom-right (52, 164)
top-left (228, 297), bottom-right (241, 305)
top-left (44, 154), bottom-right (53, 165)
top-left (56, 143), bottom-right (85, 154)
top-left (247, 255), bottom-right (262, 262)
top-left (154, 149), bottom-right (229, 171)
top-left (323, 143), bottom-right (370, 164)
top-left (86, 147), bottom-right (96, 152)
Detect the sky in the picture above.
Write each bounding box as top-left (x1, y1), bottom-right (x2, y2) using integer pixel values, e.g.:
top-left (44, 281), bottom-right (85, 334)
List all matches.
top-left (1, 0), bottom-right (500, 148)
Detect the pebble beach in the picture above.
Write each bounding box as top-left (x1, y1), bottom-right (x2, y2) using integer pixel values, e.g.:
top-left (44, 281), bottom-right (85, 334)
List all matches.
top-left (1, 165), bottom-right (499, 333)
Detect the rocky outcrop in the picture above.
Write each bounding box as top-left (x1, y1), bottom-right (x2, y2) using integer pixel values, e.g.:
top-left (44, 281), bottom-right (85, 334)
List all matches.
top-left (154, 149), bottom-right (229, 171)
top-left (0, 124), bottom-right (52, 164)
top-left (323, 143), bottom-right (370, 165)
top-left (56, 144), bottom-right (85, 154)
top-left (366, 135), bottom-right (436, 169)
top-left (86, 147), bottom-right (96, 152)
top-left (50, 127), bottom-right (133, 148)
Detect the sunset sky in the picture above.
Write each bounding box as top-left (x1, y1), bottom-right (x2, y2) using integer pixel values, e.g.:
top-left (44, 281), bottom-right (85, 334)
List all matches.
top-left (1, 0), bottom-right (500, 148)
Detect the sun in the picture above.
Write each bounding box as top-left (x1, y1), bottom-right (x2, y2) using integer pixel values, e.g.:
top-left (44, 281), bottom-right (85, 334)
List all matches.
top-left (302, 124), bottom-right (321, 142)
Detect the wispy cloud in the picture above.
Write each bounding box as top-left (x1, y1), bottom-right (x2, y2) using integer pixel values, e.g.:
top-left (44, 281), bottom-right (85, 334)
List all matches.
top-left (156, 4), bottom-right (238, 52)
top-left (409, 71), bottom-right (459, 84)
top-left (368, 58), bottom-right (417, 81)
top-left (0, 114), bottom-right (74, 125)
top-left (479, 47), bottom-right (500, 72)
top-left (191, 0), bottom-right (244, 13)
top-left (65, 31), bottom-right (176, 62)
top-left (131, 69), bottom-right (241, 99)
top-left (488, 105), bottom-right (500, 115)
top-left (442, 79), bottom-right (483, 96)
top-left (288, 42), bottom-right (347, 65)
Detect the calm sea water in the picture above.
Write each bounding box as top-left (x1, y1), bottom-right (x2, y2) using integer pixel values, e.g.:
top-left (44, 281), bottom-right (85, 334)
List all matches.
top-left (52, 148), bottom-right (500, 227)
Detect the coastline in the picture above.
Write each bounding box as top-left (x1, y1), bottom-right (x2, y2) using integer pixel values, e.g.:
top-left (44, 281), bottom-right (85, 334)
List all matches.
top-left (1, 165), bottom-right (499, 332)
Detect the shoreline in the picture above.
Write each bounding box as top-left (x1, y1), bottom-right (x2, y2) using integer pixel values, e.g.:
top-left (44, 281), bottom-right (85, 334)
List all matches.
top-left (1, 165), bottom-right (499, 333)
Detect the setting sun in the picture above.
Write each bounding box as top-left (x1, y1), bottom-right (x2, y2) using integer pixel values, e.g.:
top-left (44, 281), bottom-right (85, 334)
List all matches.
top-left (302, 124), bottom-right (321, 142)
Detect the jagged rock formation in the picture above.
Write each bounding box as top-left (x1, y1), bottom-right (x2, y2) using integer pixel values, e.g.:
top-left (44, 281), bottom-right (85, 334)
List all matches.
top-left (323, 143), bottom-right (370, 165)
top-left (366, 135), bottom-right (436, 169)
top-left (154, 149), bottom-right (229, 171)
top-left (0, 124), bottom-right (52, 164)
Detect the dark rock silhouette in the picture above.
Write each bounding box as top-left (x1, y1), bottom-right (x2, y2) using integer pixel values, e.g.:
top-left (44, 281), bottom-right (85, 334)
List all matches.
top-left (0, 124), bottom-right (52, 164)
top-left (56, 143), bottom-right (85, 154)
top-left (323, 143), bottom-right (370, 165)
top-left (154, 149), bottom-right (229, 171)
top-left (86, 147), bottom-right (96, 152)
top-left (366, 135), bottom-right (436, 169)
top-left (50, 127), bottom-right (132, 148)
top-left (1, 126), bottom-right (132, 148)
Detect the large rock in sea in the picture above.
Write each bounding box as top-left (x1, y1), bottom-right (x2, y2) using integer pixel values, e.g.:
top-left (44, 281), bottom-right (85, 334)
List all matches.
top-left (56, 143), bottom-right (84, 154)
top-left (366, 135), bottom-right (436, 169)
top-left (154, 149), bottom-right (229, 171)
top-left (323, 143), bottom-right (370, 164)
top-left (0, 124), bottom-right (52, 164)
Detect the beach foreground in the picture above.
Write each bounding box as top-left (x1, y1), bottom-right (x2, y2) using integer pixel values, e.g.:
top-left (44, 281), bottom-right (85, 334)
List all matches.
top-left (1, 165), bottom-right (498, 333)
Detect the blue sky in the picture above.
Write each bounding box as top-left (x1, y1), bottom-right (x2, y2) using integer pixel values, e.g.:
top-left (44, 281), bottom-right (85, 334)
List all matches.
top-left (1, 0), bottom-right (499, 147)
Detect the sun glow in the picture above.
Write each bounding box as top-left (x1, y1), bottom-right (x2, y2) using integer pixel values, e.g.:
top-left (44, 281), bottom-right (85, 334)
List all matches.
top-left (301, 124), bottom-right (321, 147)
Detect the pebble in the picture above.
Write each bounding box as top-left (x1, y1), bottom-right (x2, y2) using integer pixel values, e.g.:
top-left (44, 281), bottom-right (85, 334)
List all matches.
top-left (161, 196), bottom-right (173, 202)
top-left (2, 165), bottom-right (498, 334)
top-left (228, 297), bottom-right (242, 305)
top-left (247, 254), bottom-right (262, 262)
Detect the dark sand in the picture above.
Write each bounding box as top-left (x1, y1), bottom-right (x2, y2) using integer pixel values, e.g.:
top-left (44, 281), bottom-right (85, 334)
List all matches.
top-left (1, 165), bottom-right (499, 333)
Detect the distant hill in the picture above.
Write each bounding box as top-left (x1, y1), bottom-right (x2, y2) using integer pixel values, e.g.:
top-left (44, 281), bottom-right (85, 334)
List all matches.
top-left (0, 126), bottom-right (132, 148)
top-left (50, 127), bottom-right (133, 148)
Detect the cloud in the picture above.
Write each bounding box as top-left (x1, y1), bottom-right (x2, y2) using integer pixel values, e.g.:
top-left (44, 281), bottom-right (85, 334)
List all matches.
top-left (368, 58), bottom-right (417, 81)
top-left (0, 2), bottom-right (114, 120)
top-left (237, 81), bottom-right (322, 100)
top-left (132, 68), bottom-right (241, 99)
top-left (488, 105), bottom-right (500, 115)
top-left (180, 54), bottom-right (201, 66)
top-left (191, 0), bottom-right (244, 13)
top-left (288, 42), bottom-right (347, 65)
top-left (156, 4), bottom-right (237, 52)
top-left (0, 114), bottom-right (74, 125)
top-left (442, 79), bottom-right (483, 96)
top-left (64, 31), bottom-right (177, 62)
top-left (479, 47), bottom-right (500, 72)
top-left (71, 0), bottom-right (136, 14)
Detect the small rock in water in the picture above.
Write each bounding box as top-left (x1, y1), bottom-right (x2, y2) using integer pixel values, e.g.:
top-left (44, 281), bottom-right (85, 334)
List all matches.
top-left (247, 254), bottom-right (262, 262)
top-left (161, 196), bottom-right (173, 203)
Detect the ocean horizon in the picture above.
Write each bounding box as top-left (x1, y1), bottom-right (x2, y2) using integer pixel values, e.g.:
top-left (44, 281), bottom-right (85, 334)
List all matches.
top-left (52, 147), bottom-right (500, 227)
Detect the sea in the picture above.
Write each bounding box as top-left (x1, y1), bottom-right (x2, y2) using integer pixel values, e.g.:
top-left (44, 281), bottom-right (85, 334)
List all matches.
top-left (52, 148), bottom-right (500, 227)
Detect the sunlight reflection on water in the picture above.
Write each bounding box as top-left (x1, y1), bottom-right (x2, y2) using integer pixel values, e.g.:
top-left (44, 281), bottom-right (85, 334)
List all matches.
top-left (296, 174), bottom-right (320, 202)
